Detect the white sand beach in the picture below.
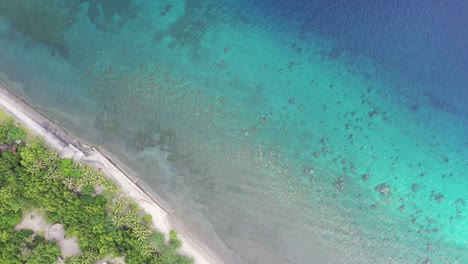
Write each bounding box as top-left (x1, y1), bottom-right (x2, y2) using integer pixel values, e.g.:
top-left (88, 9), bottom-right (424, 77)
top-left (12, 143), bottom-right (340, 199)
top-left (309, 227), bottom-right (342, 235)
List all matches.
top-left (0, 84), bottom-right (220, 264)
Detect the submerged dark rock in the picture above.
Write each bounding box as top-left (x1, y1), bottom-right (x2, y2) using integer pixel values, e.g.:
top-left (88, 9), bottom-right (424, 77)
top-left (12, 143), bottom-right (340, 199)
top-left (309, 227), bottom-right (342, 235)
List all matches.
top-left (368, 110), bottom-right (378, 117)
top-left (431, 192), bottom-right (445, 203)
top-left (375, 183), bottom-right (391, 196)
top-left (422, 258), bottom-right (432, 264)
top-left (333, 176), bottom-right (345, 190)
top-left (398, 205), bottom-right (405, 212)
top-left (361, 173), bottom-right (370, 181)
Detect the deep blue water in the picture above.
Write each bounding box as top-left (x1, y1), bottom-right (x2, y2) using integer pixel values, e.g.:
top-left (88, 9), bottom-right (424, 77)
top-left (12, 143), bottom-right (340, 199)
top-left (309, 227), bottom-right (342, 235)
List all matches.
top-left (260, 0), bottom-right (468, 116)
top-left (0, 1), bottom-right (467, 263)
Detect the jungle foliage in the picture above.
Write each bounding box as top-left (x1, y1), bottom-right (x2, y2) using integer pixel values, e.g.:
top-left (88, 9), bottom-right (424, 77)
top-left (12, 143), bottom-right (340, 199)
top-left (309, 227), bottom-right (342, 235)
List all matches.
top-left (0, 115), bottom-right (193, 264)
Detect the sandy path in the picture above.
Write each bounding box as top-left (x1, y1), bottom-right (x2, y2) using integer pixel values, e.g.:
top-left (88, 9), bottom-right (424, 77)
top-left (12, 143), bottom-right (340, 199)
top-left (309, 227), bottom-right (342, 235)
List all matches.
top-left (14, 211), bottom-right (81, 259)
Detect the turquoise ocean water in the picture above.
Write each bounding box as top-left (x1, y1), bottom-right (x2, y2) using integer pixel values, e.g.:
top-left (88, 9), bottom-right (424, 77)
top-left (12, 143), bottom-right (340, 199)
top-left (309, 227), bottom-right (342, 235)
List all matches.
top-left (0, 1), bottom-right (467, 263)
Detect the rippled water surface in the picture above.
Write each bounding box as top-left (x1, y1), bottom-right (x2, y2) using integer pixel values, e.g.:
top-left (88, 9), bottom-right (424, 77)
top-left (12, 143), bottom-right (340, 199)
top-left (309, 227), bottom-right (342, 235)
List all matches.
top-left (0, 1), bottom-right (467, 263)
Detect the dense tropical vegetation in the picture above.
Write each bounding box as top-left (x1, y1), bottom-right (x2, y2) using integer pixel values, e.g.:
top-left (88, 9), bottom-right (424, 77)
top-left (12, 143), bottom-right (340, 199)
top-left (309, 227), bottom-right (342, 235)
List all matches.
top-left (0, 113), bottom-right (193, 264)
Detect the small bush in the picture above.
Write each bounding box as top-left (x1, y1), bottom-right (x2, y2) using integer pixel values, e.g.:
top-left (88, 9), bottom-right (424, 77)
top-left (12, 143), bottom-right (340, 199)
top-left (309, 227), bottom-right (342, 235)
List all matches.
top-left (144, 214), bottom-right (152, 223)
top-left (0, 117), bottom-right (25, 144)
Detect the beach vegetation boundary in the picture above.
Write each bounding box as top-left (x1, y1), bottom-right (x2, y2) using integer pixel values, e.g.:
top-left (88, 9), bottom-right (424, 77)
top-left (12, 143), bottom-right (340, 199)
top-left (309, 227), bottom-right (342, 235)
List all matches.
top-left (0, 112), bottom-right (193, 264)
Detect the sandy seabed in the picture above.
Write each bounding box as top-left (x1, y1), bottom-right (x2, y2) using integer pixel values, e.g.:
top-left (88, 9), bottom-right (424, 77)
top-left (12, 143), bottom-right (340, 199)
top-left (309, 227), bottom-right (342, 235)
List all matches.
top-left (0, 84), bottom-right (221, 264)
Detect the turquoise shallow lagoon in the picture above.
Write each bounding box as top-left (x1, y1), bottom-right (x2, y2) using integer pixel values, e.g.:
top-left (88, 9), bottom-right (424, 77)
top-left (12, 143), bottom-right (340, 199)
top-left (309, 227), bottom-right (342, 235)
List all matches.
top-left (0, 1), bottom-right (467, 263)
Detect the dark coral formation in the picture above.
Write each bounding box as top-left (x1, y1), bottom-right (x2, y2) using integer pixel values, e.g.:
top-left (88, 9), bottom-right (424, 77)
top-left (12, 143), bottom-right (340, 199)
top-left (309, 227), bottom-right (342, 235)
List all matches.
top-left (154, 0), bottom-right (244, 57)
top-left (0, 0), bottom-right (138, 55)
top-left (0, 0), bottom-right (82, 55)
top-left (86, 0), bottom-right (138, 32)
top-left (333, 176), bottom-right (345, 190)
top-left (361, 173), bottom-right (371, 181)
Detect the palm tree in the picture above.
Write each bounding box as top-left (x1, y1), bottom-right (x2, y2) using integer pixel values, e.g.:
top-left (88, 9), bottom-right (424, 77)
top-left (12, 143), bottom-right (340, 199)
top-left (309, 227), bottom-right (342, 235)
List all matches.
top-left (113, 198), bottom-right (128, 215)
top-left (35, 159), bottom-right (47, 171)
top-left (44, 152), bottom-right (60, 168)
top-left (103, 180), bottom-right (118, 191)
top-left (26, 160), bottom-right (46, 176)
top-left (45, 162), bottom-right (58, 175)
top-left (64, 256), bottom-right (81, 264)
top-left (45, 170), bottom-right (63, 182)
top-left (80, 164), bottom-right (101, 182)
top-left (140, 244), bottom-right (155, 259)
top-left (133, 224), bottom-right (152, 242)
top-left (111, 214), bottom-right (125, 227)
top-left (125, 211), bottom-right (142, 228)
top-left (149, 256), bottom-right (165, 264)
top-left (19, 244), bottom-right (32, 261)
top-left (43, 173), bottom-right (57, 183)
top-left (82, 249), bottom-right (99, 262)
top-left (62, 177), bottom-right (76, 190)
top-left (74, 179), bottom-right (86, 190)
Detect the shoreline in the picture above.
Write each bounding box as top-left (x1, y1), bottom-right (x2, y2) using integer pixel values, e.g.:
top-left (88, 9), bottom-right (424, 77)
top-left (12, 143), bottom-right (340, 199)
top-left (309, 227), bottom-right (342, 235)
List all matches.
top-left (0, 84), bottom-right (220, 264)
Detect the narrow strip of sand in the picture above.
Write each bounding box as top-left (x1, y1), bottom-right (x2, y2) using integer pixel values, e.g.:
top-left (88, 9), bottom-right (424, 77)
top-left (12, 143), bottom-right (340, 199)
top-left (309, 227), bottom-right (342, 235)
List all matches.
top-left (0, 84), bottom-right (219, 264)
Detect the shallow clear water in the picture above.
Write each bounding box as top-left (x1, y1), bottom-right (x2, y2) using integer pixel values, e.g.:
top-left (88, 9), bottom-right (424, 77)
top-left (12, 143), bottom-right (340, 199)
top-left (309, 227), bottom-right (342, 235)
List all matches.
top-left (0, 1), bottom-right (467, 263)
